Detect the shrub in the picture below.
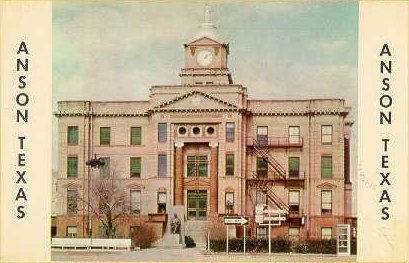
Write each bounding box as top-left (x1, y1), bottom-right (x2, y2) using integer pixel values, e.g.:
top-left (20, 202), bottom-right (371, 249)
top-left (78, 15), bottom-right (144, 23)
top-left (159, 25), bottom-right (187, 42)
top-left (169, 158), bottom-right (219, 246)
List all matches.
top-left (185, 235), bottom-right (196, 248)
top-left (208, 238), bottom-right (337, 254)
top-left (131, 224), bottom-right (156, 249)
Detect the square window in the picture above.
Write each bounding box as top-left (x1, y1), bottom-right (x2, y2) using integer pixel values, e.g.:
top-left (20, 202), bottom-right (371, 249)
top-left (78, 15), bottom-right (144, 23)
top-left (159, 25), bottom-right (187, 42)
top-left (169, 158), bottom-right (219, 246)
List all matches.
top-left (256, 227), bottom-right (267, 239)
top-left (67, 126), bottom-right (79, 145)
top-left (157, 192), bottom-right (166, 213)
top-left (257, 157), bottom-right (268, 177)
top-left (257, 126), bottom-right (268, 146)
top-left (131, 127), bottom-right (142, 145)
top-left (100, 127), bottom-right (111, 145)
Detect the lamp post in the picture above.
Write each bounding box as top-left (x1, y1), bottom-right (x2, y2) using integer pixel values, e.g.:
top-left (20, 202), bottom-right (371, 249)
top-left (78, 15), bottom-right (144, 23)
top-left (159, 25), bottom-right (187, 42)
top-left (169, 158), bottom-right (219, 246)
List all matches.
top-left (85, 154), bottom-right (105, 238)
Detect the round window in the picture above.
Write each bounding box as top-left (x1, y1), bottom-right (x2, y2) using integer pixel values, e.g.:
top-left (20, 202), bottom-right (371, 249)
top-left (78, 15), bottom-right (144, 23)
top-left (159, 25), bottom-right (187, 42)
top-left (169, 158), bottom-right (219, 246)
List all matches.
top-left (192, 127), bottom-right (201, 135)
top-left (207, 126), bottom-right (215, 135)
top-left (178, 127), bottom-right (187, 135)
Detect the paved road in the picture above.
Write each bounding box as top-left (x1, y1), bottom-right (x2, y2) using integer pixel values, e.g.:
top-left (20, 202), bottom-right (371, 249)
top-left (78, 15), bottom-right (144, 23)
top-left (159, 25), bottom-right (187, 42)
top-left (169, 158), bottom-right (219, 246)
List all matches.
top-left (52, 247), bottom-right (356, 262)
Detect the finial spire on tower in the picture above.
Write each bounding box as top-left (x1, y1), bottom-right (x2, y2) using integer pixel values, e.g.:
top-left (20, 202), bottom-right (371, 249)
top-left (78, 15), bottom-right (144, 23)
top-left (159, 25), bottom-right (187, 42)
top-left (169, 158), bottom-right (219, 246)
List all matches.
top-left (199, 4), bottom-right (216, 29)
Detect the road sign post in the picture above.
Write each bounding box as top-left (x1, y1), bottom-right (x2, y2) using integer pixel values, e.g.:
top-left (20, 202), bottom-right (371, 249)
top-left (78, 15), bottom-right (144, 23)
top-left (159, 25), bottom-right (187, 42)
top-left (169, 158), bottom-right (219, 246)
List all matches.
top-left (224, 216), bottom-right (249, 255)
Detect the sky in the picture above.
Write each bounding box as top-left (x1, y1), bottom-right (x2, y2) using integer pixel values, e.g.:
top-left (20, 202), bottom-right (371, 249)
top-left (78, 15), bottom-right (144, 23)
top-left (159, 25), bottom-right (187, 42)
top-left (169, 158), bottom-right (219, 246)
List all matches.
top-left (52, 1), bottom-right (358, 211)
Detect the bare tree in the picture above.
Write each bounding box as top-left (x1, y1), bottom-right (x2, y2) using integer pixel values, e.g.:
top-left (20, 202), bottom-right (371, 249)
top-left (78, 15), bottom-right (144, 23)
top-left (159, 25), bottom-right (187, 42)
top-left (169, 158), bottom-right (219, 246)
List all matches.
top-left (86, 177), bottom-right (129, 238)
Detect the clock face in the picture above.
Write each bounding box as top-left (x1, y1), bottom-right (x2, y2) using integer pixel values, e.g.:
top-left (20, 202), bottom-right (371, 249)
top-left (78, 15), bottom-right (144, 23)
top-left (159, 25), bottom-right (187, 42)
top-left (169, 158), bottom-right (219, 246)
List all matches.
top-left (197, 50), bottom-right (214, 66)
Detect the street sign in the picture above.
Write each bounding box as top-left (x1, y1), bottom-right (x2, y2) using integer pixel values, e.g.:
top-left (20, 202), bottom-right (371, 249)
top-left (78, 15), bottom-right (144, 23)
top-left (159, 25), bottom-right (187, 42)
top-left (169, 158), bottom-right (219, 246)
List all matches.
top-left (264, 209), bottom-right (286, 214)
top-left (224, 216), bottom-right (249, 225)
top-left (255, 205), bottom-right (265, 215)
top-left (264, 216), bottom-right (286, 221)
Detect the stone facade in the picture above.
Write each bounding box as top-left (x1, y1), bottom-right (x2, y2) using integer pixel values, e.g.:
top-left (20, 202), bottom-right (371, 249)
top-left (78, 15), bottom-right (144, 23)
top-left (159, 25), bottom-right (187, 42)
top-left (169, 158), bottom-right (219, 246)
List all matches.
top-left (53, 14), bottom-right (355, 243)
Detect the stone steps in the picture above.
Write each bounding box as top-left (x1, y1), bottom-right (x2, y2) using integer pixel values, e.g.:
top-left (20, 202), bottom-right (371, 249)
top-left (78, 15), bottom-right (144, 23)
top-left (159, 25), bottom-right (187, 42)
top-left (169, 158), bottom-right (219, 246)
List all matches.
top-left (184, 220), bottom-right (208, 245)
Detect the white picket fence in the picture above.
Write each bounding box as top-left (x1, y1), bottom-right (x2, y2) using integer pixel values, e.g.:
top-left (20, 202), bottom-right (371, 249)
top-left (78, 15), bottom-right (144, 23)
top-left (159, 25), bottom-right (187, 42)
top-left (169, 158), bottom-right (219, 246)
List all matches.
top-left (51, 238), bottom-right (132, 250)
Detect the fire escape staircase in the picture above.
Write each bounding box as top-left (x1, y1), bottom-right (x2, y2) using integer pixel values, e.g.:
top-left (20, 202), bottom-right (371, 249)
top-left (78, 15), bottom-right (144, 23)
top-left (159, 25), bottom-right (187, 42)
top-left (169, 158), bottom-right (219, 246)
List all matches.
top-left (249, 138), bottom-right (289, 213)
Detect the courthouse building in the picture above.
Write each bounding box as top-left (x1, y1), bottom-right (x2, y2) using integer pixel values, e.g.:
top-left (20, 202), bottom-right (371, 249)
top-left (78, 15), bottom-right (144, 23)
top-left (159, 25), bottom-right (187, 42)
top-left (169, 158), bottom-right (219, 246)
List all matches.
top-left (53, 9), bottom-right (355, 243)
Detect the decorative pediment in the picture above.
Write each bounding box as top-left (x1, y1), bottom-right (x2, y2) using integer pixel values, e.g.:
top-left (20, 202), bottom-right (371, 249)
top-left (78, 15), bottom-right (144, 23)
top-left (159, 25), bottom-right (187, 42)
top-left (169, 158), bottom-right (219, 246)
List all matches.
top-left (126, 182), bottom-right (145, 190)
top-left (187, 36), bottom-right (223, 46)
top-left (152, 90), bottom-right (238, 112)
top-left (316, 182), bottom-right (337, 189)
top-left (184, 177), bottom-right (210, 189)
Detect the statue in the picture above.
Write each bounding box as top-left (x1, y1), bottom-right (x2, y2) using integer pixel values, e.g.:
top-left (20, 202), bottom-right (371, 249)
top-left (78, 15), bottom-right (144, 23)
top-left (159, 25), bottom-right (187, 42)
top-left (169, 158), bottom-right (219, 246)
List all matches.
top-left (170, 213), bottom-right (181, 234)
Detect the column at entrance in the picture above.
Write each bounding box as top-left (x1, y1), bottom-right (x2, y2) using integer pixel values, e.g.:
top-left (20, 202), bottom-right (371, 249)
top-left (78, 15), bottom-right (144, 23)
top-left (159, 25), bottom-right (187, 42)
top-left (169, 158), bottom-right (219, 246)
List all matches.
top-left (209, 142), bottom-right (219, 214)
top-left (174, 142), bottom-right (184, 205)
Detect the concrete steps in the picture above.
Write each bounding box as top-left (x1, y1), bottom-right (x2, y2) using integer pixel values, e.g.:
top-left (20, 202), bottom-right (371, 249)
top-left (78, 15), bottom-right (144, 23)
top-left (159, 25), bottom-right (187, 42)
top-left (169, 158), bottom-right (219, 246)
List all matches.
top-left (184, 220), bottom-right (208, 245)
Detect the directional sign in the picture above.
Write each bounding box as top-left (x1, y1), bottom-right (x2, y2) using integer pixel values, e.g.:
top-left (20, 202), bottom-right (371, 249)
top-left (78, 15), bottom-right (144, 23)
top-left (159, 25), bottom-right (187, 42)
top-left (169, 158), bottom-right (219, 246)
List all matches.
top-left (264, 209), bottom-right (287, 214)
top-left (264, 216), bottom-right (286, 221)
top-left (224, 216), bottom-right (249, 225)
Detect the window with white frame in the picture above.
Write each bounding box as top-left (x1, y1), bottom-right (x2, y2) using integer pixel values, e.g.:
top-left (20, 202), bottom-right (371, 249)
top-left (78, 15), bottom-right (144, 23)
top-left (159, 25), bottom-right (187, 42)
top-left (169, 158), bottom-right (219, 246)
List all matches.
top-left (321, 190), bottom-right (332, 215)
top-left (158, 154), bottom-right (167, 177)
top-left (257, 126), bottom-right (268, 146)
top-left (226, 122), bottom-right (235, 142)
top-left (288, 190), bottom-right (300, 216)
top-left (288, 126), bottom-right (300, 144)
top-left (130, 189), bottom-right (141, 215)
top-left (157, 192), bottom-right (166, 213)
top-left (321, 125), bottom-right (333, 144)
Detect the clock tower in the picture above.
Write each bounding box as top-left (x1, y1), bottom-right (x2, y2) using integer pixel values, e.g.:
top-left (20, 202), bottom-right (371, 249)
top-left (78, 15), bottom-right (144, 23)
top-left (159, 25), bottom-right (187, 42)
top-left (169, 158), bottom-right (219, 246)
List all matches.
top-left (180, 5), bottom-right (233, 86)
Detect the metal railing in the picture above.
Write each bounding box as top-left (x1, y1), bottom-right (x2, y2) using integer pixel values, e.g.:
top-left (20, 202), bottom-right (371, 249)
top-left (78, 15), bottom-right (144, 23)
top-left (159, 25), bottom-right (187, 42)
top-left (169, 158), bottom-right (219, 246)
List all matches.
top-left (246, 136), bottom-right (303, 148)
top-left (250, 171), bottom-right (306, 181)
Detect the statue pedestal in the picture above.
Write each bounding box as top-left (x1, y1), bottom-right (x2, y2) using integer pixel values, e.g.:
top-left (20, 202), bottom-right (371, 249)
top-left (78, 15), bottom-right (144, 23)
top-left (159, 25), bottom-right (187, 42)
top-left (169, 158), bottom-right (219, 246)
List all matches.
top-left (165, 205), bottom-right (185, 246)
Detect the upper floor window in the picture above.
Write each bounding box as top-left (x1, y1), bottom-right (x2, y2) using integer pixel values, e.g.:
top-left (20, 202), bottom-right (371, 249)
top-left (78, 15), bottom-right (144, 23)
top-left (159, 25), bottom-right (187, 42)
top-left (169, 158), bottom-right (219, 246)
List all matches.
top-left (225, 192), bottom-right (234, 214)
top-left (158, 123), bottom-right (167, 142)
top-left (288, 126), bottom-right (300, 144)
top-left (187, 155), bottom-right (208, 177)
top-left (321, 125), bottom-right (333, 144)
top-left (100, 127), bottom-right (111, 145)
top-left (157, 192), bottom-right (167, 213)
top-left (226, 122), bottom-right (235, 142)
top-left (67, 156), bottom-right (78, 178)
top-left (67, 126), bottom-right (79, 145)
top-left (288, 190), bottom-right (300, 216)
top-left (256, 189), bottom-right (267, 205)
top-left (99, 157), bottom-right (110, 178)
top-left (158, 154), bottom-right (167, 177)
top-left (288, 157), bottom-right (300, 178)
top-left (321, 156), bottom-right (333, 178)
top-left (131, 127), bottom-right (142, 145)
top-left (225, 154), bottom-right (234, 176)
top-left (130, 189), bottom-right (141, 214)
top-left (257, 157), bottom-right (268, 178)
top-left (67, 189), bottom-right (78, 214)
top-left (130, 157), bottom-right (141, 178)
top-left (257, 126), bottom-right (268, 146)
top-left (321, 190), bottom-right (332, 215)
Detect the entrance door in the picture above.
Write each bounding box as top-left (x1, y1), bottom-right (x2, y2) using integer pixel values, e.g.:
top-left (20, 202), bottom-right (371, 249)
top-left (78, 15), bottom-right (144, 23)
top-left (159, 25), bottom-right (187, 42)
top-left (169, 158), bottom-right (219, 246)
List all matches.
top-left (187, 191), bottom-right (207, 220)
top-left (337, 224), bottom-right (351, 256)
